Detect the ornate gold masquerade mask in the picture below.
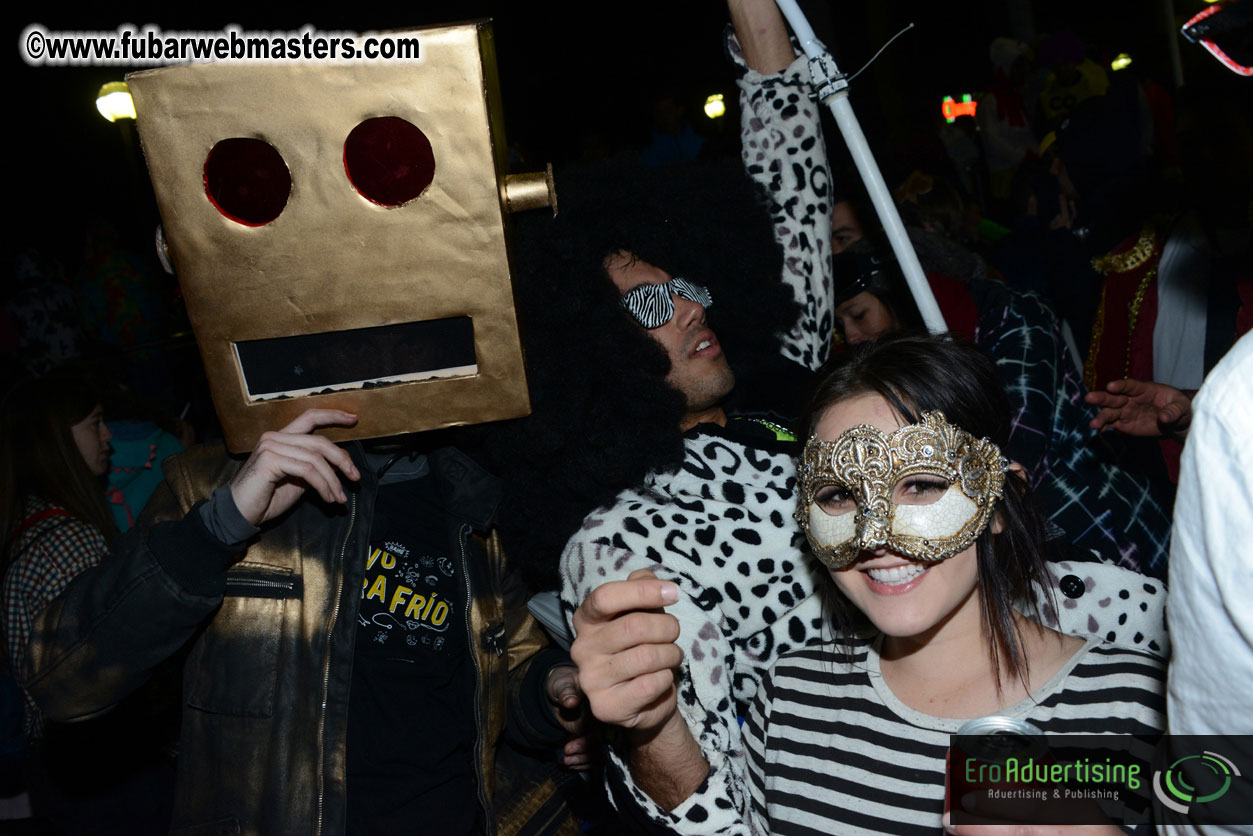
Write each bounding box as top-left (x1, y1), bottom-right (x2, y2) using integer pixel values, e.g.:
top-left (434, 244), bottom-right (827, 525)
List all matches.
top-left (795, 411), bottom-right (1007, 569)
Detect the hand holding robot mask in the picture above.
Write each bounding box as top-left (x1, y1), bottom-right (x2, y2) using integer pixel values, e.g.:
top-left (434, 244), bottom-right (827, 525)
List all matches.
top-left (796, 411), bottom-right (1007, 569)
top-left (128, 22), bottom-right (552, 451)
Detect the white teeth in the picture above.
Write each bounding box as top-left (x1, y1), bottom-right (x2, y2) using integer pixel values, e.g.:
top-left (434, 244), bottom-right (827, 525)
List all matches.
top-left (695, 340), bottom-right (712, 352)
top-left (866, 564), bottom-right (927, 585)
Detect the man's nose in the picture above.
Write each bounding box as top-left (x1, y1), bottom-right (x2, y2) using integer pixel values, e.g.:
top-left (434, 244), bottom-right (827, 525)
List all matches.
top-left (671, 291), bottom-right (704, 329)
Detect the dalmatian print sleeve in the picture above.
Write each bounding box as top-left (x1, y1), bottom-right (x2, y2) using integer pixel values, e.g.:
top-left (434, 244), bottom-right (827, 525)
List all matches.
top-left (559, 432), bottom-right (827, 834)
top-left (1036, 560), bottom-right (1169, 657)
top-left (730, 31), bottom-right (834, 373)
top-left (561, 536), bottom-right (754, 834)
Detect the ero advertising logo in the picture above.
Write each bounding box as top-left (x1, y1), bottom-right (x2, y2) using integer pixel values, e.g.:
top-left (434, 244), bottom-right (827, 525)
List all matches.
top-left (1154, 751), bottom-right (1241, 815)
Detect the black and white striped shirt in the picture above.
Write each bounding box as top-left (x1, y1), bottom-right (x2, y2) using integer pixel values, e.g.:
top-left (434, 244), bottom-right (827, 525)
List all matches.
top-left (744, 636), bottom-right (1165, 836)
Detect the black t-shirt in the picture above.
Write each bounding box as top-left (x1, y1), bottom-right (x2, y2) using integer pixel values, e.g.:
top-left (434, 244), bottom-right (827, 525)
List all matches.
top-left (346, 475), bottom-right (482, 835)
top-left (723, 344), bottom-right (818, 430)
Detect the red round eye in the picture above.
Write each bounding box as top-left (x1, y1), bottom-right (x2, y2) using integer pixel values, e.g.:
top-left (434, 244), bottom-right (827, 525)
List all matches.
top-left (204, 138), bottom-right (292, 226)
top-left (343, 116), bottom-right (435, 207)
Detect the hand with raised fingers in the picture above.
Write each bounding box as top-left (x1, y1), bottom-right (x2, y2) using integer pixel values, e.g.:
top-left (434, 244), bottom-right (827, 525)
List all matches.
top-left (1085, 378), bottom-right (1192, 440)
top-left (229, 409), bottom-right (360, 526)
top-left (570, 569), bottom-right (683, 735)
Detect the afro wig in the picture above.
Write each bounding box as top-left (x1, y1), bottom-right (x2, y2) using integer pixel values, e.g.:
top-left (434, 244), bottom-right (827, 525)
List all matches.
top-left (477, 156), bottom-right (798, 591)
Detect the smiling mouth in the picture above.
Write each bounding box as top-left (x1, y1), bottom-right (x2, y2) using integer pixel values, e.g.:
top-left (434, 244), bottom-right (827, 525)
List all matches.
top-left (865, 563), bottom-right (927, 586)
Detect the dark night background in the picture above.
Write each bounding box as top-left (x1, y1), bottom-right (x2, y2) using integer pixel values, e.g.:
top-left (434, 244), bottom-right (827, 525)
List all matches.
top-left (10, 0), bottom-right (1242, 233)
top-left (5, 0), bottom-right (1247, 421)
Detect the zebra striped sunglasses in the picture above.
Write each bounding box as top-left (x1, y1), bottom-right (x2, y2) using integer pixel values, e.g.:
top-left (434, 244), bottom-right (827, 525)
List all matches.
top-left (619, 277), bottom-right (713, 329)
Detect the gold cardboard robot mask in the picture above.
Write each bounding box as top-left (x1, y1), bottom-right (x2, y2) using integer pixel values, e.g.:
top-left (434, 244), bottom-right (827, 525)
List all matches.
top-left (128, 22), bottom-right (551, 452)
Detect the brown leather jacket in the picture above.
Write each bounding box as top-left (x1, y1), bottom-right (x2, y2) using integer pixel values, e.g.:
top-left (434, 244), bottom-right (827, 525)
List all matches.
top-left (24, 444), bottom-right (579, 836)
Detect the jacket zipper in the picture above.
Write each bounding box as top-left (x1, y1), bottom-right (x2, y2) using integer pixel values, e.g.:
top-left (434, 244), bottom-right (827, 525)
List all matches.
top-left (462, 523), bottom-right (494, 836)
top-left (315, 493), bottom-right (356, 836)
top-left (224, 577), bottom-right (294, 593)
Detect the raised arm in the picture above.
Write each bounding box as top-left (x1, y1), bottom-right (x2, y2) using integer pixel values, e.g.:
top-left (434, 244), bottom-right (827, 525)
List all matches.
top-left (729, 0), bottom-right (835, 371)
top-left (728, 0), bottom-right (794, 73)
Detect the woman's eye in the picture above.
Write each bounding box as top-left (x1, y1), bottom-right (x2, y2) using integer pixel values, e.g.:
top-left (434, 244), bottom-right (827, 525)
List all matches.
top-left (815, 486), bottom-right (855, 511)
top-left (896, 478), bottom-right (948, 502)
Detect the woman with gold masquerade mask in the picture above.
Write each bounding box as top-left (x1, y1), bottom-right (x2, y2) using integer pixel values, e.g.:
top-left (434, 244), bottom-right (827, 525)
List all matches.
top-left (745, 334), bottom-right (1165, 835)
top-left (828, 238), bottom-right (1174, 581)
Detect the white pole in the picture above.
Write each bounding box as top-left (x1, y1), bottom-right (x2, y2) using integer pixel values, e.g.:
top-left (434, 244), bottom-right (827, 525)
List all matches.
top-left (773, 0), bottom-right (947, 334)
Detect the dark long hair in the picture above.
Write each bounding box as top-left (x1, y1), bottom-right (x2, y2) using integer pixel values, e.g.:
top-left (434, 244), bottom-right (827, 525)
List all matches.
top-left (802, 332), bottom-right (1054, 689)
top-left (1, 372), bottom-right (117, 573)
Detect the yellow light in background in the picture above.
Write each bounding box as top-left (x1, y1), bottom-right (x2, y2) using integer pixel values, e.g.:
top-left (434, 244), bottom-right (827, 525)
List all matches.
top-left (1111, 53), bottom-right (1133, 71)
top-left (96, 81), bottom-right (135, 122)
top-left (704, 93), bottom-right (726, 120)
